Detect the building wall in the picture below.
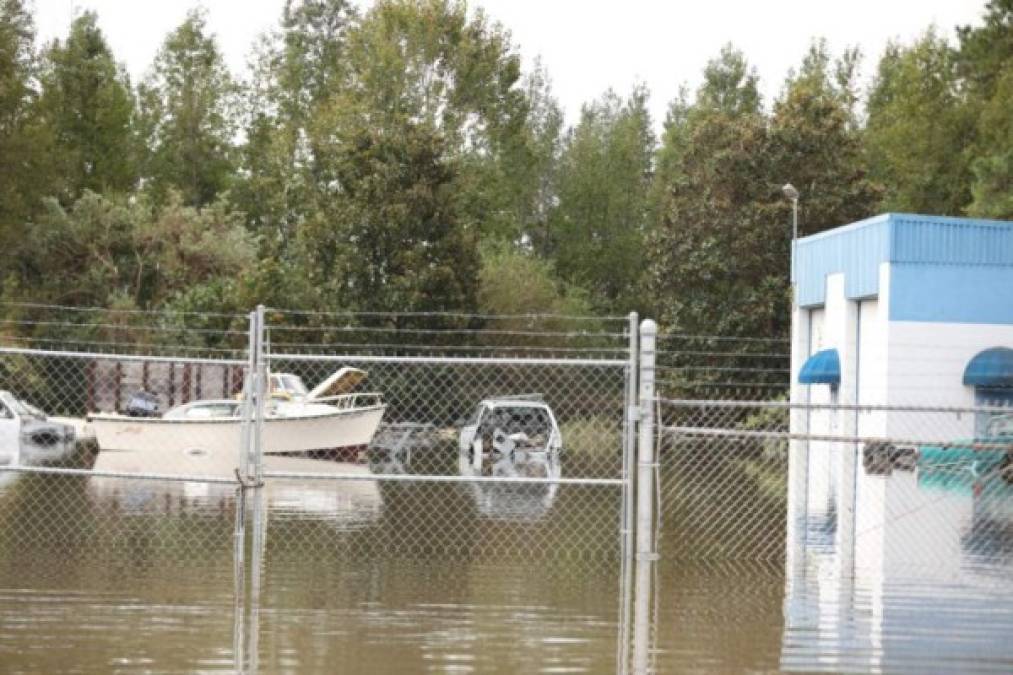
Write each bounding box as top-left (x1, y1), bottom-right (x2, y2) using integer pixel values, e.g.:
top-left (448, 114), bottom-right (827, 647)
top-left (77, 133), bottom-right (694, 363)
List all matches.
top-left (884, 320), bottom-right (1013, 441)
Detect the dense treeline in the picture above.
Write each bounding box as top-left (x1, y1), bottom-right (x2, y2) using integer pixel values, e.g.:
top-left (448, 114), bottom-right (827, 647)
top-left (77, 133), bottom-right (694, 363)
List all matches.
top-left (0, 0), bottom-right (1010, 342)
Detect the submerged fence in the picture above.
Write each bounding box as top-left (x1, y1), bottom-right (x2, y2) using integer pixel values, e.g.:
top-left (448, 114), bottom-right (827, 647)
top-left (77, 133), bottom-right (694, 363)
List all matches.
top-left (1, 302), bottom-right (1011, 673)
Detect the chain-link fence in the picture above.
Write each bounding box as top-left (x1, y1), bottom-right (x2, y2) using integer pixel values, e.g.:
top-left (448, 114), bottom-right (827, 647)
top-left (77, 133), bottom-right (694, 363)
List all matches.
top-left (0, 303), bottom-right (640, 673)
top-left (4, 302), bottom-right (1010, 672)
top-left (646, 317), bottom-right (1013, 673)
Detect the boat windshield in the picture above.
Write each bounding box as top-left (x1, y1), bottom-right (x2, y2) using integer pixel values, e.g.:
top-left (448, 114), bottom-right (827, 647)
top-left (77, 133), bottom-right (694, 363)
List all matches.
top-left (271, 374), bottom-right (308, 397)
top-left (182, 403), bottom-right (239, 419)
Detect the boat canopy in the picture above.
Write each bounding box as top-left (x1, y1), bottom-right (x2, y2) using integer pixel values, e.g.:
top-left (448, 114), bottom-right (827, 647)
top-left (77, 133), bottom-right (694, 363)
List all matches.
top-left (962, 347), bottom-right (1013, 387)
top-left (307, 367), bottom-right (368, 400)
top-left (798, 348), bottom-right (840, 385)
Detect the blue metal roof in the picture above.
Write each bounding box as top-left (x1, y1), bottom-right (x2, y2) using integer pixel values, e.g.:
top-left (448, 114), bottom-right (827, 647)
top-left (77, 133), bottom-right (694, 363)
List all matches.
top-left (963, 347), bottom-right (1013, 388)
top-left (798, 348), bottom-right (840, 385)
top-left (795, 213), bottom-right (1013, 324)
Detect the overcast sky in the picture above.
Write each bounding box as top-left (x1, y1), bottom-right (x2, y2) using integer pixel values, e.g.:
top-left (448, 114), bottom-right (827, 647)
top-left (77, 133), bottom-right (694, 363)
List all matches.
top-left (34, 0), bottom-right (986, 129)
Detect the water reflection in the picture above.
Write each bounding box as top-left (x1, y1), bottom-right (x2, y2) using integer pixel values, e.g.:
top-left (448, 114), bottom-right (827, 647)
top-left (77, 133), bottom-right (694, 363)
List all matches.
top-left (92, 453), bottom-right (383, 525)
top-left (457, 450), bottom-right (561, 521)
top-left (782, 449), bottom-right (1013, 673)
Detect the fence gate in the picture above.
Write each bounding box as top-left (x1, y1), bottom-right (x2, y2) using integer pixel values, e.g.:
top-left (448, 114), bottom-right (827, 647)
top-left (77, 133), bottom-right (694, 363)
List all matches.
top-left (0, 305), bottom-right (644, 673)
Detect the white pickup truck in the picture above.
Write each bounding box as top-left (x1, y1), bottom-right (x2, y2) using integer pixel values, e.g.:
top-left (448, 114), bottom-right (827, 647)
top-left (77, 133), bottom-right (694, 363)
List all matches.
top-left (0, 390), bottom-right (76, 467)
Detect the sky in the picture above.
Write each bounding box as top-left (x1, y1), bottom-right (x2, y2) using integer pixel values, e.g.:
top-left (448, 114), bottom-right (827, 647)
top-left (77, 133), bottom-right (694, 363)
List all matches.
top-left (33, 0), bottom-right (987, 130)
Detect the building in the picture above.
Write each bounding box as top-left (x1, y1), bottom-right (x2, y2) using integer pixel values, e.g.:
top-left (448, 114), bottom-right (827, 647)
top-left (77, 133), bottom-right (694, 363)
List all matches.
top-left (786, 213), bottom-right (1013, 588)
top-left (790, 212), bottom-right (1013, 442)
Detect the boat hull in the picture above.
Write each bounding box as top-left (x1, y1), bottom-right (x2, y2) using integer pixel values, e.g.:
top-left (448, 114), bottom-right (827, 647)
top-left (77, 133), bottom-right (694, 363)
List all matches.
top-left (89, 406), bottom-right (385, 477)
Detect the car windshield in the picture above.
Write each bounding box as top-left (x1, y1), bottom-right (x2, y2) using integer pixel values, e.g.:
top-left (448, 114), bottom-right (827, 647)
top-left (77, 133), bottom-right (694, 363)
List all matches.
top-left (467, 404), bottom-right (485, 426)
top-left (485, 406), bottom-right (551, 436)
top-left (7, 396), bottom-right (43, 420)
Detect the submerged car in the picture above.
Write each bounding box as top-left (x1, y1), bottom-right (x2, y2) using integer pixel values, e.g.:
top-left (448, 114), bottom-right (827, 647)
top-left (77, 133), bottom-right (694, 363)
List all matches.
top-left (918, 413), bottom-right (1013, 481)
top-left (0, 390), bottom-right (76, 466)
top-left (459, 396), bottom-right (562, 461)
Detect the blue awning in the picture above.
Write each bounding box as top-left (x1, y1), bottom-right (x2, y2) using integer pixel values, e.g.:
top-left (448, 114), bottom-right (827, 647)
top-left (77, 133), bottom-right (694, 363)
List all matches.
top-left (799, 348), bottom-right (840, 385)
top-left (963, 347), bottom-right (1013, 387)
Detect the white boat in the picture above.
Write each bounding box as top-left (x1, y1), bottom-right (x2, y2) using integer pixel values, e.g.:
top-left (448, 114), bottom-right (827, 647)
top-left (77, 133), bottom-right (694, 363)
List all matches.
top-left (88, 368), bottom-right (385, 476)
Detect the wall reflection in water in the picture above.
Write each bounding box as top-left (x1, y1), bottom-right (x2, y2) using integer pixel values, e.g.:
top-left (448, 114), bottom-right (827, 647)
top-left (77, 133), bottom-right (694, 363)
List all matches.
top-left (783, 444), bottom-right (1013, 673)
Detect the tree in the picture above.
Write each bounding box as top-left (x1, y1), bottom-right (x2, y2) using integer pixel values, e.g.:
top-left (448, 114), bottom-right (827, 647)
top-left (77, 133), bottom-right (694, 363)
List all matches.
top-left (956, 0), bottom-right (1013, 101)
top-left (548, 86), bottom-right (654, 313)
top-left (957, 1), bottom-right (1013, 218)
top-left (649, 42), bottom-right (880, 343)
top-left (6, 190), bottom-right (256, 313)
top-left (37, 11), bottom-right (136, 200)
top-left (474, 59), bottom-right (564, 248)
top-left (341, 0), bottom-right (530, 241)
top-left (865, 31), bottom-right (975, 214)
top-left (647, 64), bottom-right (778, 338)
top-left (476, 242), bottom-right (598, 345)
top-left (236, 0), bottom-right (357, 241)
top-left (0, 0), bottom-right (55, 256)
top-left (137, 9), bottom-right (238, 207)
top-left (767, 41), bottom-right (880, 235)
top-left (696, 43), bottom-right (762, 116)
top-left (298, 114), bottom-right (479, 317)
top-left (967, 65), bottom-right (1013, 218)
top-left (651, 45), bottom-right (761, 230)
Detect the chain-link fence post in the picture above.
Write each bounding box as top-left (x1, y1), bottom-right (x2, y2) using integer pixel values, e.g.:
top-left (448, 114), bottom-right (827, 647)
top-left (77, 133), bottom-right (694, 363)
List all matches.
top-left (252, 305), bottom-right (267, 485)
top-left (617, 311), bottom-right (638, 675)
top-left (632, 319), bottom-right (657, 675)
top-left (234, 306), bottom-right (267, 673)
top-left (233, 308), bottom-right (257, 673)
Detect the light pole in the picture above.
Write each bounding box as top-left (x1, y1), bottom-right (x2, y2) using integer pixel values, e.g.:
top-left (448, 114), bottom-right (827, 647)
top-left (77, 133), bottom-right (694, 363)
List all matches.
top-left (782, 183), bottom-right (800, 292)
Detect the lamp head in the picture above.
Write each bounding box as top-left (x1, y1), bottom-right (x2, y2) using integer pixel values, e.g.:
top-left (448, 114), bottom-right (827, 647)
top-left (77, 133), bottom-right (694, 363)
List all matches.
top-left (782, 183), bottom-right (799, 201)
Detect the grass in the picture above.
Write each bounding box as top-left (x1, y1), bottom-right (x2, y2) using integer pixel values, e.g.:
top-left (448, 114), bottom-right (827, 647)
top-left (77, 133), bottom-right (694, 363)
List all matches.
top-left (559, 416), bottom-right (623, 456)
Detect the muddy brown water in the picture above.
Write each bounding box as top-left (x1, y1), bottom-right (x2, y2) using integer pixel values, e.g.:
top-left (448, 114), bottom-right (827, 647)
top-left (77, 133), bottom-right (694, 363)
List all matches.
top-left (1, 451), bottom-right (1012, 673)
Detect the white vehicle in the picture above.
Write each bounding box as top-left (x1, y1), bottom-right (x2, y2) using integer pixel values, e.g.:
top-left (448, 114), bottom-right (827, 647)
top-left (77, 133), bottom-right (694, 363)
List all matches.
top-left (459, 397), bottom-right (563, 462)
top-left (88, 368), bottom-right (385, 476)
top-left (0, 390), bottom-right (76, 466)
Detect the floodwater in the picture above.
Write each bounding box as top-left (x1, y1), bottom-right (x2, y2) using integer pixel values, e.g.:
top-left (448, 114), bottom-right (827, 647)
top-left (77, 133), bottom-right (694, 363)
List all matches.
top-left (1, 450), bottom-right (1012, 673)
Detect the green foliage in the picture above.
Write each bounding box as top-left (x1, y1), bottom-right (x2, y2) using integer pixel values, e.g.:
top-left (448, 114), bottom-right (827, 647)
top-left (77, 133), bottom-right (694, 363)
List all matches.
top-left (137, 9), bottom-right (238, 207)
top-left (968, 66), bottom-right (1013, 219)
top-left (477, 243), bottom-right (596, 338)
top-left (0, 0), bottom-right (56, 255)
top-left (299, 114), bottom-right (479, 317)
top-left (236, 0), bottom-right (357, 243)
top-left (956, 0), bottom-right (1013, 100)
top-left (0, 0), bottom-right (1010, 338)
top-left (548, 86), bottom-right (654, 314)
top-left (343, 0), bottom-right (531, 242)
top-left (37, 12), bottom-right (136, 200)
top-left (959, 1), bottom-right (1013, 219)
top-left (768, 40), bottom-right (880, 235)
top-left (865, 31), bottom-right (975, 214)
top-left (5, 190), bottom-right (255, 312)
top-left (649, 41), bottom-right (879, 350)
